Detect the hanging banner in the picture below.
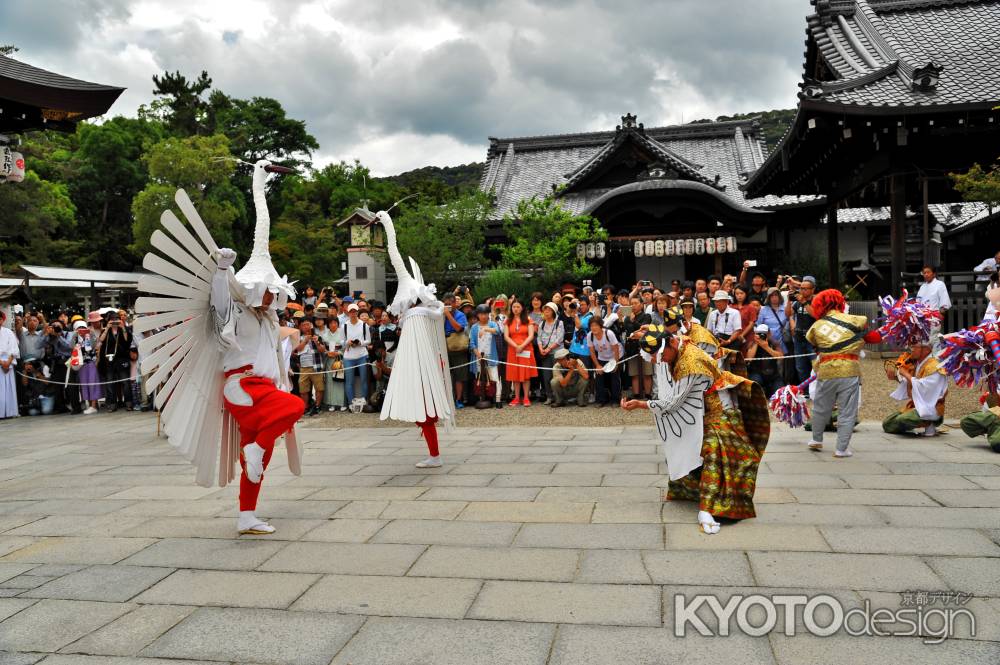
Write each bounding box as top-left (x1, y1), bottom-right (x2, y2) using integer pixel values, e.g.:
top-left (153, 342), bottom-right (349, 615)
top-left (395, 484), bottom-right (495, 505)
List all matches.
top-left (6, 152), bottom-right (24, 183)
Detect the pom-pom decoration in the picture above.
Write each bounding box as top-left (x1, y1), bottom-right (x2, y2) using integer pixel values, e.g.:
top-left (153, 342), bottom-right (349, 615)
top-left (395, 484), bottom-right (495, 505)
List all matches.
top-left (938, 322), bottom-right (1000, 394)
top-left (769, 374), bottom-right (817, 428)
top-left (872, 289), bottom-right (942, 347)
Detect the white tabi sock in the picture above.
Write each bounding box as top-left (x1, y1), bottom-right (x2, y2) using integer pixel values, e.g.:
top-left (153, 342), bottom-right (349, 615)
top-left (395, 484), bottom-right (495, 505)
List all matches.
top-left (243, 443), bottom-right (265, 484)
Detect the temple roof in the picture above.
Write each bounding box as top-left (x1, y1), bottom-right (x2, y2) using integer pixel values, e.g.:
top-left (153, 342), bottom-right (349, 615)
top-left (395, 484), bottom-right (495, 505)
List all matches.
top-left (0, 55), bottom-right (124, 133)
top-left (801, 0), bottom-right (999, 111)
top-left (480, 115), bottom-right (820, 219)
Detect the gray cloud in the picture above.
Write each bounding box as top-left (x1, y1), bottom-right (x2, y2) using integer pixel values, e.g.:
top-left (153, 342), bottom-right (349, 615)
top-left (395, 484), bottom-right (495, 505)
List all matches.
top-left (1, 0), bottom-right (809, 173)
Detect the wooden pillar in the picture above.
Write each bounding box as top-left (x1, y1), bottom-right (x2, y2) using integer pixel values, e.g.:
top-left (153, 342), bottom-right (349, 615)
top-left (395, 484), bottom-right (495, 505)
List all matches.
top-left (826, 205), bottom-right (839, 288)
top-left (890, 174), bottom-right (907, 295)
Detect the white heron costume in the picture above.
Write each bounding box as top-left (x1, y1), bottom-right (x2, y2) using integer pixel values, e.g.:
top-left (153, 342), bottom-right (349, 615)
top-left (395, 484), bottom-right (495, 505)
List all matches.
top-left (369, 210), bottom-right (454, 467)
top-left (135, 159), bottom-right (303, 535)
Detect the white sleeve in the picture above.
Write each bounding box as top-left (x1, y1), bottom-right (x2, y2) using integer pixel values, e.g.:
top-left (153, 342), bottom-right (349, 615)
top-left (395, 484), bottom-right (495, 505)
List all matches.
top-left (938, 283), bottom-right (951, 310)
top-left (648, 372), bottom-right (712, 480)
top-left (211, 269), bottom-right (235, 327)
top-left (910, 372), bottom-right (947, 420)
top-left (648, 373), bottom-right (710, 417)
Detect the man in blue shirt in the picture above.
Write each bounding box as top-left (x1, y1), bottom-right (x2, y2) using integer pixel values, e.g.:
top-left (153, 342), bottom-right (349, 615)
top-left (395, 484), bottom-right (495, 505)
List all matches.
top-left (442, 293), bottom-right (469, 408)
top-left (568, 297), bottom-right (594, 403)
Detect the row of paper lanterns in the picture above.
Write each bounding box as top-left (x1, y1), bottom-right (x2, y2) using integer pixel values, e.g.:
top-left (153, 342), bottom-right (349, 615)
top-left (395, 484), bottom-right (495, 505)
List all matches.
top-left (635, 236), bottom-right (737, 258)
top-left (0, 147), bottom-right (25, 183)
top-left (575, 242), bottom-right (607, 260)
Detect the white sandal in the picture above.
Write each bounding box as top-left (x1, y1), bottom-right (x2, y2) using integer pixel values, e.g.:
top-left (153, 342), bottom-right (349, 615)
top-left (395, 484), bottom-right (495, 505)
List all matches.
top-left (698, 510), bottom-right (721, 535)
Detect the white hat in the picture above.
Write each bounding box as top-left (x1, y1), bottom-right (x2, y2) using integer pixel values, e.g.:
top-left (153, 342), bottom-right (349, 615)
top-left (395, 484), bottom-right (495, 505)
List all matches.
top-left (553, 348), bottom-right (570, 360)
top-left (712, 291), bottom-right (732, 301)
top-left (754, 323), bottom-right (770, 334)
top-left (72, 320), bottom-right (88, 331)
top-left (233, 160), bottom-right (297, 309)
top-left (347, 303), bottom-right (359, 312)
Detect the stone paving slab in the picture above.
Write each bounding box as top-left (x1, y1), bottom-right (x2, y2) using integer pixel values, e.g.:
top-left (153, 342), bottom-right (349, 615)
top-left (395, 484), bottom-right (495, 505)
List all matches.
top-left (135, 570), bottom-right (319, 609)
top-left (119, 538), bottom-right (285, 571)
top-left (61, 604), bottom-right (195, 657)
top-left (1, 538), bottom-right (156, 566)
top-left (257, 541), bottom-right (425, 575)
top-left (0, 599), bottom-right (134, 652)
top-left (468, 580), bottom-right (661, 626)
top-left (329, 616), bottom-right (556, 665)
top-left (409, 545), bottom-right (580, 582)
top-left (21, 565), bottom-right (173, 602)
top-left (141, 607), bottom-right (364, 665)
top-left (291, 573), bottom-right (481, 618)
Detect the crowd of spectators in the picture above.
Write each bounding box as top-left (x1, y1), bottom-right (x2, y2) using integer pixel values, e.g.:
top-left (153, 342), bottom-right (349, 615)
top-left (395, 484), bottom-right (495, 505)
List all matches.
top-left (3, 251), bottom-right (995, 421)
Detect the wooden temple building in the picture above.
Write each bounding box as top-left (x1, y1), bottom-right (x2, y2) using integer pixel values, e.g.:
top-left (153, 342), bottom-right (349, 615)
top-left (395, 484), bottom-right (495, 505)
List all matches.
top-left (0, 54), bottom-right (124, 134)
top-left (480, 0), bottom-right (1000, 295)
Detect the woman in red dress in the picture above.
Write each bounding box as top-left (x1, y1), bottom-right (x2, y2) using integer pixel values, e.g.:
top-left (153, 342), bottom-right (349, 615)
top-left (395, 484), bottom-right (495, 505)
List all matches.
top-left (504, 300), bottom-right (538, 406)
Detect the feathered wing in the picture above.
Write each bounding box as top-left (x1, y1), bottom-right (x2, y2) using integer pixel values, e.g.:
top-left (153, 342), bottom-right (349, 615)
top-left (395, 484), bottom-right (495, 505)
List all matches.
top-left (137, 189), bottom-right (235, 488)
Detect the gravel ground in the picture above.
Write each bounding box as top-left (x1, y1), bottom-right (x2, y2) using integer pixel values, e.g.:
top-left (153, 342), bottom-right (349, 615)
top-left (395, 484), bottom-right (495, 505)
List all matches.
top-left (308, 359), bottom-right (982, 429)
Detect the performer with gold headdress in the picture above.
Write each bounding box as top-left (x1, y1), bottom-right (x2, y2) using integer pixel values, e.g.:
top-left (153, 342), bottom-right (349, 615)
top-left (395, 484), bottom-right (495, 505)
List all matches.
top-left (621, 324), bottom-right (770, 534)
top-left (805, 289), bottom-right (868, 457)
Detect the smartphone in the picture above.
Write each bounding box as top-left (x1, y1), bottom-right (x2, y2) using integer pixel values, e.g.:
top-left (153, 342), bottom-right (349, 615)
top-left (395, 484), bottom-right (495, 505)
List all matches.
top-left (618, 305), bottom-right (633, 320)
top-left (747, 260), bottom-right (758, 267)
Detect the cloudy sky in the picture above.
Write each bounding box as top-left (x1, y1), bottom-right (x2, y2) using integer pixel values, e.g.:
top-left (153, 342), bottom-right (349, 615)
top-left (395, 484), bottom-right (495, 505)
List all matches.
top-left (3, 0), bottom-right (810, 175)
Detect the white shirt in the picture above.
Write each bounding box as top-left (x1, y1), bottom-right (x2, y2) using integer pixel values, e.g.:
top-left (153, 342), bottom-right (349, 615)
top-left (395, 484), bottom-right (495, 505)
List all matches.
top-left (706, 307), bottom-right (742, 338)
top-left (974, 257), bottom-right (997, 282)
top-left (342, 320), bottom-right (369, 360)
top-left (916, 278), bottom-right (951, 311)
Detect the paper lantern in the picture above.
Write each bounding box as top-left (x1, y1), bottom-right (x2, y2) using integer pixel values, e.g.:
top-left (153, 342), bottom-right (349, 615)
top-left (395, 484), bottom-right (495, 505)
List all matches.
top-left (595, 242), bottom-right (605, 259)
top-left (654, 239), bottom-right (664, 257)
top-left (586, 242), bottom-right (596, 259)
top-left (684, 239), bottom-right (695, 255)
top-left (634, 241), bottom-right (644, 258)
top-left (695, 238), bottom-right (705, 255)
top-left (576, 243), bottom-right (586, 259)
top-left (645, 240), bottom-right (655, 256)
top-left (664, 239), bottom-right (675, 256)
top-left (726, 236), bottom-right (737, 253)
top-left (706, 237), bottom-right (716, 254)
top-left (717, 236), bottom-right (727, 254)
top-left (6, 152), bottom-right (24, 183)
top-left (675, 239), bottom-right (686, 257)
top-left (0, 147), bottom-right (11, 178)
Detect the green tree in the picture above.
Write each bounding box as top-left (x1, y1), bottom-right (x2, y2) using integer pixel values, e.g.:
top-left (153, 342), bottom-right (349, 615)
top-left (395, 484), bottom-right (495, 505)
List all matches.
top-left (0, 45), bottom-right (18, 56)
top-left (394, 190), bottom-right (492, 284)
top-left (206, 92), bottom-right (319, 167)
top-left (69, 117), bottom-right (166, 269)
top-left (0, 171), bottom-right (80, 270)
top-left (498, 195), bottom-right (607, 284)
top-left (151, 70), bottom-right (213, 136)
top-left (131, 134), bottom-right (245, 256)
top-left (951, 157), bottom-right (1000, 206)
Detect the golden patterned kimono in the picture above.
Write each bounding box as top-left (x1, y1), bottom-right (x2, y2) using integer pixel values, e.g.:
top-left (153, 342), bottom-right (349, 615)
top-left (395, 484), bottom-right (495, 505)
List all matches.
top-left (665, 344), bottom-right (771, 519)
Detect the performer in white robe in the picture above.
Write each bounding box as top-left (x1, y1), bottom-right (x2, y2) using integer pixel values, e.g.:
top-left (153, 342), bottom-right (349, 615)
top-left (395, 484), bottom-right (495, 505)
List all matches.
top-left (882, 340), bottom-right (948, 437)
top-left (369, 210), bottom-right (454, 468)
top-left (0, 310), bottom-right (18, 419)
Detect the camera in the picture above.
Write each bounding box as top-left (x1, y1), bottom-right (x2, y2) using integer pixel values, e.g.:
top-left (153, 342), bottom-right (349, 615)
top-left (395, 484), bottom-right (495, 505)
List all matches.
top-left (757, 332), bottom-right (768, 341)
top-left (350, 339), bottom-right (360, 346)
top-left (569, 302), bottom-right (578, 309)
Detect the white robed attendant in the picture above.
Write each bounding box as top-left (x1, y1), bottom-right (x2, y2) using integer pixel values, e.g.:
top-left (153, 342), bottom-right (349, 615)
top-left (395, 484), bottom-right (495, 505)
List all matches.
top-left (889, 355), bottom-right (948, 421)
top-left (0, 316), bottom-right (18, 418)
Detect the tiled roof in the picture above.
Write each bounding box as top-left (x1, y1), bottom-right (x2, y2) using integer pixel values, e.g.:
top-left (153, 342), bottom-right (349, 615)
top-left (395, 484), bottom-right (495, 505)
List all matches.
top-left (0, 54), bottom-right (124, 117)
top-left (800, 0), bottom-right (1000, 110)
top-left (831, 201), bottom-right (993, 229)
top-left (481, 116), bottom-right (820, 219)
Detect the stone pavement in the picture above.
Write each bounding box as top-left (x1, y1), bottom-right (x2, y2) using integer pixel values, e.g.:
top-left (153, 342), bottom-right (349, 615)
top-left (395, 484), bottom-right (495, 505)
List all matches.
top-left (0, 413), bottom-right (998, 664)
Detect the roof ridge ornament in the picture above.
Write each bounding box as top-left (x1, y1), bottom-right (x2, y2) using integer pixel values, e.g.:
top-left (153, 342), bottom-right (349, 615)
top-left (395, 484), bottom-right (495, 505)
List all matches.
top-left (911, 61), bottom-right (943, 92)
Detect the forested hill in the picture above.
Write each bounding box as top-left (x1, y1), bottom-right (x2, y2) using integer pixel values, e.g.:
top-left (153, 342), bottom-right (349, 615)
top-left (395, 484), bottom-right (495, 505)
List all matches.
top-left (378, 163), bottom-right (484, 193)
top-left (381, 109), bottom-right (797, 190)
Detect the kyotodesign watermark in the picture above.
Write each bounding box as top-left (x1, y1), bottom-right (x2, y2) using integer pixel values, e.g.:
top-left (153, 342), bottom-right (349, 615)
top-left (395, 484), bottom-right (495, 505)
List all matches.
top-left (673, 591), bottom-right (975, 644)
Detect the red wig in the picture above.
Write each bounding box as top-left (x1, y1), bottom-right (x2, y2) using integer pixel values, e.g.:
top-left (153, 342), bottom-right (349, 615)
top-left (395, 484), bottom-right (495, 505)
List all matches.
top-left (811, 289), bottom-right (847, 320)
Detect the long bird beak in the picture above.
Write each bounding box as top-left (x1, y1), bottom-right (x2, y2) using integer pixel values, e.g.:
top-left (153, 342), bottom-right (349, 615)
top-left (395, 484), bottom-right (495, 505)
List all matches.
top-left (264, 164), bottom-right (296, 174)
